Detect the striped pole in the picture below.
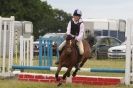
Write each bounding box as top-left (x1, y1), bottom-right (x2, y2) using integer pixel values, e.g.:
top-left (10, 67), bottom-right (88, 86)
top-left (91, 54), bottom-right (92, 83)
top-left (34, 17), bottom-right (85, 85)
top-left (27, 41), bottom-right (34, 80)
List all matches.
top-left (15, 30), bottom-right (18, 64)
top-left (12, 65), bottom-right (125, 73)
top-left (8, 16), bottom-right (15, 72)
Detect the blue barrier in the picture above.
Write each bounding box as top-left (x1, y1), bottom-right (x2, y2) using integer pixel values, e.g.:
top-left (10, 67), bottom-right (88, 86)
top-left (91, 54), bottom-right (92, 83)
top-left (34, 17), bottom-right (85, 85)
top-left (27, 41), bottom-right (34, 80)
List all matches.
top-left (12, 65), bottom-right (50, 70)
top-left (39, 37), bottom-right (64, 66)
top-left (39, 37), bottom-right (53, 66)
top-left (90, 68), bottom-right (125, 73)
top-left (12, 65), bottom-right (125, 73)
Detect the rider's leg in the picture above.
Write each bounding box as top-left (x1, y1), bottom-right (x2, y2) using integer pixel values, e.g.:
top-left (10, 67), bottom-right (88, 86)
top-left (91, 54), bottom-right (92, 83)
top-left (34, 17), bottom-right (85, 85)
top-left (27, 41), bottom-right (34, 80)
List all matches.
top-left (76, 41), bottom-right (84, 55)
top-left (55, 40), bottom-right (66, 65)
top-left (75, 41), bottom-right (84, 68)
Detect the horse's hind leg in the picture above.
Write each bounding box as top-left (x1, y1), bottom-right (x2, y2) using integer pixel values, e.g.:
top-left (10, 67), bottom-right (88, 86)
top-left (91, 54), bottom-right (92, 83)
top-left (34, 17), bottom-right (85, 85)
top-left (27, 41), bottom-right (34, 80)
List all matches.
top-left (55, 64), bottom-right (62, 81)
top-left (55, 65), bottom-right (63, 87)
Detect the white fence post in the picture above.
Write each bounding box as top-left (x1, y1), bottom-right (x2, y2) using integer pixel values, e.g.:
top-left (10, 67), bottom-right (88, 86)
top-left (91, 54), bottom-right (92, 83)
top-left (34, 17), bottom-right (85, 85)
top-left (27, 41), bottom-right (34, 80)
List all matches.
top-left (8, 16), bottom-right (15, 72)
top-left (30, 36), bottom-right (33, 66)
top-left (20, 36), bottom-right (24, 65)
top-left (0, 16), bottom-right (15, 77)
top-left (125, 19), bottom-right (133, 85)
top-left (0, 16), bottom-right (2, 59)
top-left (2, 21), bottom-right (7, 74)
top-left (20, 36), bottom-right (33, 66)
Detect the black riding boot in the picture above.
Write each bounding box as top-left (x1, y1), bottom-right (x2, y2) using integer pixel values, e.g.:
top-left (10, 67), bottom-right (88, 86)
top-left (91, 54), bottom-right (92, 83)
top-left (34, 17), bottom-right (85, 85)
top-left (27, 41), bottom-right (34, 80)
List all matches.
top-left (55, 51), bottom-right (62, 65)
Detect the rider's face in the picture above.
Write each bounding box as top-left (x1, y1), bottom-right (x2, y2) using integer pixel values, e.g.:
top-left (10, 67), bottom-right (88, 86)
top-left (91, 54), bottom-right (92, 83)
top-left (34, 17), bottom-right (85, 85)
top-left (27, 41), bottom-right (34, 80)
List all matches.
top-left (73, 16), bottom-right (80, 22)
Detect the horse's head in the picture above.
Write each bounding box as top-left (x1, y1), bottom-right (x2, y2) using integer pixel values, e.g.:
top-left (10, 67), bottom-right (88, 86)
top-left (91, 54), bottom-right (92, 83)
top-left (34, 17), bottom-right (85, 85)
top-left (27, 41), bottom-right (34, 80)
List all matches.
top-left (64, 35), bottom-right (77, 55)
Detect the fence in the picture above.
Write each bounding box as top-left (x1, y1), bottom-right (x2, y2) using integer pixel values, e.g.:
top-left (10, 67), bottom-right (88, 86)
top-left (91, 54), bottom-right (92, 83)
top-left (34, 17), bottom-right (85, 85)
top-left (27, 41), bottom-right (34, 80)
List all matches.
top-left (0, 16), bottom-right (15, 77)
top-left (20, 36), bottom-right (33, 66)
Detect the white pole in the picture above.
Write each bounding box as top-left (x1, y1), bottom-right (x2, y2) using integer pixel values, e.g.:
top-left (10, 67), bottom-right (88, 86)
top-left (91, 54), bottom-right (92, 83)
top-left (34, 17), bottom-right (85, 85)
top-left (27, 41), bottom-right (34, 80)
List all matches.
top-left (125, 19), bottom-right (132, 85)
top-left (23, 39), bottom-right (26, 66)
top-left (8, 16), bottom-right (15, 72)
top-left (0, 16), bottom-right (2, 59)
top-left (131, 20), bottom-right (133, 81)
top-left (10, 16), bottom-right (15, 70)
top-left (27, 39), bottom-right (29, 66)
top-left (8, 19), bottom-right (12, 72)
top-left (20, 36), bottom-right (23, 65)
top-left (30, 36), bottom-right (33, 66)
top-left (15, 31), bottom-right (18, 63)
top-left (2, 22), bottom-right (7, 73)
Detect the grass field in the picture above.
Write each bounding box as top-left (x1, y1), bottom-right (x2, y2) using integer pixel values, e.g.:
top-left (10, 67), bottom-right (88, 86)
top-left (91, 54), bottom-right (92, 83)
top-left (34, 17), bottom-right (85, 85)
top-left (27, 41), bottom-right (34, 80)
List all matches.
top-left (0, 79), bottom-right (132, 88)
top-left (0, 58), bottom-right (131, 88)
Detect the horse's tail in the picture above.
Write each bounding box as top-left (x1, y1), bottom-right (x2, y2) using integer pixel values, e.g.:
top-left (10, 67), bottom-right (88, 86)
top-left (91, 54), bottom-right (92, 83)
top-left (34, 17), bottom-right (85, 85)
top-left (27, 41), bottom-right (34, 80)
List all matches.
top-left (85, 35), bottom-right (96, 48)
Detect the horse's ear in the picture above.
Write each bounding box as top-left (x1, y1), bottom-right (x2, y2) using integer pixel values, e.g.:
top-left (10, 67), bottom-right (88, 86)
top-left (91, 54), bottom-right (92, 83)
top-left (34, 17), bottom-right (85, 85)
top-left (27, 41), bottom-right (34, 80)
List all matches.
top-left (66, 35), bottom-right (73, 40)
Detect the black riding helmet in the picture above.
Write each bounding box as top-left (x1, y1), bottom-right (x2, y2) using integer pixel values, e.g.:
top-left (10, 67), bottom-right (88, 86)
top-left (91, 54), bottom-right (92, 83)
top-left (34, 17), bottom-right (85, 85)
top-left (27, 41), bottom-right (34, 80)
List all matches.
top-left (73, 9), bottom-right (82, 17)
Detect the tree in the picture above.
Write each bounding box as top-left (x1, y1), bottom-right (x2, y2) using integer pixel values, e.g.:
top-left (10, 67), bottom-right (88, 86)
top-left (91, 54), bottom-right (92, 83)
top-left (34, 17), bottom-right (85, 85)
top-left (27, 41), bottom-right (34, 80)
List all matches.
top-left (0, 0), bottom-right (71, 40)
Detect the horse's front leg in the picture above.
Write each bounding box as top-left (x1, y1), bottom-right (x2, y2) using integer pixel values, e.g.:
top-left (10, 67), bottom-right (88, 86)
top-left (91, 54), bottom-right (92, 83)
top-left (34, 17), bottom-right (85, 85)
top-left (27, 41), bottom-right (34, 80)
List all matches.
top-left (72, 68), bottom-right (79, 77)
top-left (55, 64), bottom-right (62, 81)
top-left (72, 57), bottom-right (88, 77)
top-left (80, 57), bottom-right (88, 67)
top-left (62, 67), bottom-right (72, 80)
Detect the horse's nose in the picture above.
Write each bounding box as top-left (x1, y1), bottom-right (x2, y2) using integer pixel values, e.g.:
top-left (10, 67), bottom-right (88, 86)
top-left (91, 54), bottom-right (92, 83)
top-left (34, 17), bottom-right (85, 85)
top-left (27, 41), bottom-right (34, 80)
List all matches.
top-left (67, 48), bottom-right (72, 53)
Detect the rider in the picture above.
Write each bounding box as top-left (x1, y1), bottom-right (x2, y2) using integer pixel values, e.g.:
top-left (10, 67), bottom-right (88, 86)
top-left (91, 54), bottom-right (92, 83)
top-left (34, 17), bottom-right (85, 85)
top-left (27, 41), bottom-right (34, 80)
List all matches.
top-left (55, 9), bottom-right (85, 65)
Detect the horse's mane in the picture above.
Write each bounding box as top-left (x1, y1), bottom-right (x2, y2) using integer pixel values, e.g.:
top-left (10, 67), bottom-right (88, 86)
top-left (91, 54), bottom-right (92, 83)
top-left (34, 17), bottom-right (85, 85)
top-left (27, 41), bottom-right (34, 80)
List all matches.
top-left (66, 35), bottom-right (74, 40)
top-left (85, 35), bottom-right (96, 48)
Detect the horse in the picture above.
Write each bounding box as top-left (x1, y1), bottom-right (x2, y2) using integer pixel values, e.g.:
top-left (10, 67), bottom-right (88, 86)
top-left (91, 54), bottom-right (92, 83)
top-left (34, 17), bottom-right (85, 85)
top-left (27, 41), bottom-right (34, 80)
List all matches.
top-left (55, 35), bottom-right (91, 86)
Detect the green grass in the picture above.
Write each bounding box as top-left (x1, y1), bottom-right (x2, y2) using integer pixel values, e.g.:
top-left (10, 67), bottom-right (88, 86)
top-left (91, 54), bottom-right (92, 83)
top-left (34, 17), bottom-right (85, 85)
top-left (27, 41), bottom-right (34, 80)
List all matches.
top-left (0, 79), bottom-right (132, 88)
top-left (83, 59), bottom-right (125, 68)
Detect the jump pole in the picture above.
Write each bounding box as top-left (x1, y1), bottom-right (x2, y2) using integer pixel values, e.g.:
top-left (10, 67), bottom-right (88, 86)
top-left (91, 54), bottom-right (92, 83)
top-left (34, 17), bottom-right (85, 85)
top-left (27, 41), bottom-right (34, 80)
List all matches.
top-left (12, 65), bottom-right (125, 73)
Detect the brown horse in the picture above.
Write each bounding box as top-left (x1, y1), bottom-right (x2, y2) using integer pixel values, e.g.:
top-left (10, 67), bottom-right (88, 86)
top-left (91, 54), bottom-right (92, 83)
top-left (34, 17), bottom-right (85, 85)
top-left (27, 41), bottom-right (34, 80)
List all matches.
top-left (55, 35), bottom-right (91, 86)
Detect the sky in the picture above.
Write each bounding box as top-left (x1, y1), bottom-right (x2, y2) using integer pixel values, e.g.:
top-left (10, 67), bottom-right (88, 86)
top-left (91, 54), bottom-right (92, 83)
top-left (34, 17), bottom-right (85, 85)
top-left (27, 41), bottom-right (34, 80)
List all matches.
top-left (43, 0), bottom-right (133, 20)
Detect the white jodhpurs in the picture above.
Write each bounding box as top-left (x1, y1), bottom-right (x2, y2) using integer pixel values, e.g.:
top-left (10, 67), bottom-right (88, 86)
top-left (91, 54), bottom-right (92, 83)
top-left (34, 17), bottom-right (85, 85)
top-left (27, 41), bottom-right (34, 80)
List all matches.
top-left (58, 40), bottom-right (84, 55)
top-left (76, 41), bottom-right (84, 55)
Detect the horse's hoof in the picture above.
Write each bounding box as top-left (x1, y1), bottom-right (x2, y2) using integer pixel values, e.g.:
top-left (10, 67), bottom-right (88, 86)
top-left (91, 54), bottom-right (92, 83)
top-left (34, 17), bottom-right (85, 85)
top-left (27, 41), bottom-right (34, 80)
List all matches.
top-left (56, 77), bottom-right (61, 81)
top-left (72, 73), bottom-right (76, 77)
top-left (57, 82), bottom-right (62, 87)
